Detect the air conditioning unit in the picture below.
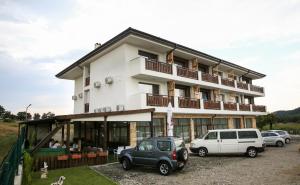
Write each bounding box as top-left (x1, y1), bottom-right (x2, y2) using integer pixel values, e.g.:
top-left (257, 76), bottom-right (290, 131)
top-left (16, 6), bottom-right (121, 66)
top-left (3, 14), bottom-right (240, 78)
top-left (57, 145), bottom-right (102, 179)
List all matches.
top-left (100, 107), bottom-right (106, 112)
top-left (78, 93), bottom-right (83, 98)
top-left (94, 108), bottom-right (102, 113)
top-left (94, 81), bottom-right (101, 88)
top-left (116, 105), bottom-right (125, 111)
top-left (72, 95), bottom-right (77, 100)
top-left (104, 106), bottom-right (112, 112)
top-left (94, 109), bottom-right (98, 113)
top-left (105, 76), bottom-right (113, 84)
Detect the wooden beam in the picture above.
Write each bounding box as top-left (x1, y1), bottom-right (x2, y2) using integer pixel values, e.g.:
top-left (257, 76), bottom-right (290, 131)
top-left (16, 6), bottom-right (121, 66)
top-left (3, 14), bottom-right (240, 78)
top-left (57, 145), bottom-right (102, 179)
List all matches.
top-left (103, 116), bottom-right (107, 150)
top-left (66, 122), bottom-right (70, 151)
top-left (61, 125), bottom-right (64, 142)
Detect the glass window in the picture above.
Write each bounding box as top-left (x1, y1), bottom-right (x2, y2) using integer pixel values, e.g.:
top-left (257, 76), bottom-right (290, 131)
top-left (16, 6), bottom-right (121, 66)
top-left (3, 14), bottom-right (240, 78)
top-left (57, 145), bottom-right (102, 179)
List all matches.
top-left (269, 133), bottom-right (278, 137)
top-left (194, 118), bottom-right (211, 138)
top-left (276, 131), bottom-right (285, 135)
top-left (261, 133), bottom-right (267, 137)
top-left (139, 83), bottom-right (159, 95)
top-left (213, 118), bottom-right (228, 129)
top-left (136, 122), bottom-right (151, 142)
top-left (238, 131), bottom-right (258, 139)
top-left (153, 118), bottom-right (164, 137)
top-left (173, 118), bottom-right (191, 142)
top-left (220, 131), bottom-right (237, 139)
top-left (198, 64), bottom-right (209, 73)
top-left (245, 118), bottom-right (253, 128)
top-left (157, 141), bottom-right (172, 151)
top-left (138, 140), bottom-right (154, 151)
top-left (174, 56), bottom-right (188, 68)
top-left (200, 89), bottom-right (211, 101)
top-left (175, 84), bottom-right (190, 98)
top-left (205, 132), bottom-right (218, 140)
top-left (108, 122), bottom-right (128, 145)
top-left (233, 118), bottom-right (241, 129)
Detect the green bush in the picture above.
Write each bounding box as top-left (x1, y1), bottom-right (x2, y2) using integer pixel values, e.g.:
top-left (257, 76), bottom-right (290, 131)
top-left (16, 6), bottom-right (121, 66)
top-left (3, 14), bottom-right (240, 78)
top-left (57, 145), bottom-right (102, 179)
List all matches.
top-left (22, 152), bottom-right (33, 185)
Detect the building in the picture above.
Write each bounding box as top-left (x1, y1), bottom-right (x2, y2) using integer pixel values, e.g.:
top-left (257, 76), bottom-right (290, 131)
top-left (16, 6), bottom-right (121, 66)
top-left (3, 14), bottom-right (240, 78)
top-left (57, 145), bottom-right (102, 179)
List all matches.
top-left (56, 27), bottom-right (266, 148)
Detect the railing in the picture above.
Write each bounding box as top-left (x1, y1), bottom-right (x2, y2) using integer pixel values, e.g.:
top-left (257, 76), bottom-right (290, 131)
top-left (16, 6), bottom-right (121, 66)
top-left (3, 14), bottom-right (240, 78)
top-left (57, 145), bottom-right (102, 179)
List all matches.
top-left (223, 102), bottom-right (237, 111)
top-left (145, 59), bottom-right (173, 74)
top-left (0, 127), bottom-right (25, 185)
top-left (146, 94), bottom-right (174, 107)
top-left (237, 82), bottom-right (248, 90)
top-left (252, 105), bottom-right (266, 112)
top-left (84, 103), bottom-right (89, 113)
top-left (85, 77), bottom-right (90, 86)
top-left (239, 104), bottom-right (251, 111)
top-left (178, 97), bottom-right (200, 109)
top-left (204, 100), bottom-right (221, 110)
top-left (201, 73), bottom-right (218, 84)
top-left (250, 84), bottom-right (264, 93)
top-left (221, 78), bottom-right (235, 87)
top-left (176, 66), bottom-right (198, 80)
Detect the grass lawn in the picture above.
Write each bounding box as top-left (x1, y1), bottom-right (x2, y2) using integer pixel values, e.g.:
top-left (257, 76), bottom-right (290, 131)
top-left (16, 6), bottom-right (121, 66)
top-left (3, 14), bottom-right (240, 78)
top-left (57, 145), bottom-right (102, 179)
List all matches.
top-left (32, 166), bottom-right (117, 185)
top-left (0, 121), bottom-right (18, 161)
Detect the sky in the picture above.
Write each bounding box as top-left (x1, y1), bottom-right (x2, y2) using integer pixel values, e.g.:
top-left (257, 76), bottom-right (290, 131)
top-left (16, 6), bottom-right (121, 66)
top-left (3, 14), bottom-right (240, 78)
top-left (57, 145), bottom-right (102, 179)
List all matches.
top-left (0, 0), bottom-right (300, 115)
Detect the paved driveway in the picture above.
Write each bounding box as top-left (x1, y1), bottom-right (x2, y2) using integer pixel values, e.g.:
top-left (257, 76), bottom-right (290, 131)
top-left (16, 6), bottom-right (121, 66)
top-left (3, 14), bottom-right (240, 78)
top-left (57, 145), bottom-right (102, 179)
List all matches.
top-left (92, 141), bottom-right (300, 185)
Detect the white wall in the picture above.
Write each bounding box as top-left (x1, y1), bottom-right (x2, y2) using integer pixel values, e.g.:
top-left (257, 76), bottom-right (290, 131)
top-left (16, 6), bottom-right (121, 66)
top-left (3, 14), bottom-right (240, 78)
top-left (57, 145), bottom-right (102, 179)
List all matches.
top-left (74, 77), bottom-right (84, 113)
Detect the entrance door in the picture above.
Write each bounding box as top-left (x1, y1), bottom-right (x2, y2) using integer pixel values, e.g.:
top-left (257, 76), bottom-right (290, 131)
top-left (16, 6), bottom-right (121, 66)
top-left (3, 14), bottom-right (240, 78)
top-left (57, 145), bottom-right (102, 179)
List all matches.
top-left (219, 131), bottom-right (238, 153)
top-left (203, 131), bottom-right (219, 153)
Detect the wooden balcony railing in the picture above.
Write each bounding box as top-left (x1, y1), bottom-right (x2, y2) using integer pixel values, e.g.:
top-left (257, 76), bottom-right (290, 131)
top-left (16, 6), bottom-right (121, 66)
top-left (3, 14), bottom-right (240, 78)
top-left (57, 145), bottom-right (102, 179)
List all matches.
top-left (223, 102), bottom-right (237, 111)
top-left (84, 103), bottom-right (89, 113)
top-left (237, 82), bottom-right (248, 90)
top-left (252, 105), bottom-right (266, 112)
top-left (85, 77), bottom-right (90, 86)
top-left (204, 100), bottom-right (221, 110)
top-left (145, 59), bottom-right (172, 74)
top-left (221, 78), bottom-right (235, 87)
top-left (201, 73), bottom-right (218, 84)
top-left (250, 85), bottom-right (264, 93)
top-left (176, 66), bottom-right (198, 80)
top-left (239, 104), bottom-right (251, 111)
top-left (146, 94), bottom-right (174, 107)
top-left (178, 97), bottom-right (200, 109)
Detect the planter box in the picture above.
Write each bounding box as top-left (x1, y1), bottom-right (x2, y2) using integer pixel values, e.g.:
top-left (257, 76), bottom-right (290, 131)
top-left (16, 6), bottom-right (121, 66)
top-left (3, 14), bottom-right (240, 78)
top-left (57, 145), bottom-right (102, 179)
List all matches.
top-left (57, 155), bottom-right (69, 161)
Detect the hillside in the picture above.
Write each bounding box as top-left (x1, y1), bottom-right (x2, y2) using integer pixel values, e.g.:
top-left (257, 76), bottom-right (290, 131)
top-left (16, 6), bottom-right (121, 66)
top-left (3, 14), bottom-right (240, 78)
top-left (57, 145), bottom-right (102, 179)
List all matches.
top-left (273, 107), bottom-right (300, 123)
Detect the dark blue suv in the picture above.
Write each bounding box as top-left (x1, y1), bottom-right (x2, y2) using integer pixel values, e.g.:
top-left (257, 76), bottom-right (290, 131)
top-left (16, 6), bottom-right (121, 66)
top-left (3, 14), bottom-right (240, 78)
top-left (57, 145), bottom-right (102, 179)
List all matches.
top-left (118, 137), bottom-right (188, 175)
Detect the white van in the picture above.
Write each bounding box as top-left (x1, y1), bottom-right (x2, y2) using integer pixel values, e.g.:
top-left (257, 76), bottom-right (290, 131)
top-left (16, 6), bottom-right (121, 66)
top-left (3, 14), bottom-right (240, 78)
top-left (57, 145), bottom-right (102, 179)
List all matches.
top-left (190, 129), bottom-right (265, 158)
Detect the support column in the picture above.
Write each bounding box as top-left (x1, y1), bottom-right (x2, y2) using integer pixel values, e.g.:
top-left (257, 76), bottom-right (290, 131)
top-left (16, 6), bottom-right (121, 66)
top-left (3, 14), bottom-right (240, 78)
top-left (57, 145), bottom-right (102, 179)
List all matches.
top-left (166, 51), bottom-right (174, 64)
top-left (190, 119), bottom-right (195, 141)
top-left (252, 117), bottom-right (257, 128)
top-left (192, 85), bottom-right (200, 99)
top-left (103, 116), bottom-right (107, 150)
top-left (191, 58), bottom-right (198, 70)
top-left (66, 122), bottom-right (70, 151)
top-left (167, 81), bottom-right (175, 106)
top-left (129, 122), bottom-right (137, 147)
top-left (150, 112), bottom-right (154, 137)
top-left (228, 117), bottom-right (234, 129)
top-left (61, 124), bottom-right (65, 142)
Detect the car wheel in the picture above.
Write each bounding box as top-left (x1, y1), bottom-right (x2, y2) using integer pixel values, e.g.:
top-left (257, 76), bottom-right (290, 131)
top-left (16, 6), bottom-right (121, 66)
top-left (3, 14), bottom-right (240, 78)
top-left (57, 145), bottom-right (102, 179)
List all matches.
top-left (247, 147), bottom-right (257, 158)
top-left (198, 147), bottom-right (207, 157)
top-left (121, 158), bottom-right (131, 170)
top-left (158, 161), bottom-right (171, 176)
top-left (285, 138), bottom-right (290, 144)
top-left (276, 141), bottom-right (284, 147)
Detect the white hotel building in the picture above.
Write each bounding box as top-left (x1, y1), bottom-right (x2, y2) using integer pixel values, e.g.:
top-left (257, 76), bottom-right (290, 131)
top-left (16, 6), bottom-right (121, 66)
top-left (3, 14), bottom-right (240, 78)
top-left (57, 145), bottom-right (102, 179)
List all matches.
top-left (56, 28), bottom-right (266, 147)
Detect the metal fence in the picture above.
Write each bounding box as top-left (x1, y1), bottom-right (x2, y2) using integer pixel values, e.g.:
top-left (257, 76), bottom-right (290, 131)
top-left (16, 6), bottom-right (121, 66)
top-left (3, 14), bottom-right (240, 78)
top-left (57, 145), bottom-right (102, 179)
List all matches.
top-left (0, 127), bottom-right (26, 185)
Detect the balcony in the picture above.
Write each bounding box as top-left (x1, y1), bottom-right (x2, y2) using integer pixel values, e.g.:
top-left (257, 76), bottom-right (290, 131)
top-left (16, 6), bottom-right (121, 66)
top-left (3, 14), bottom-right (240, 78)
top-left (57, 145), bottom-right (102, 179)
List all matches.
top-left (177, 66), bottom-right (198, 80)
top-left (239, 104), bottom-right (251, 111)
top-left (237, 82), bottom-right (248, 90)
top-left (201, 73), bottom-right (219, 84)
top-left (146, 93), bottom-right (173, 107)
top-left (223, 102), bottom-right (237, 111)
top-left (178, 97), bottom-right (200, 109)
top-left (145, 59), bottom-right (172, 74)
top-left (204, 100), bottom-right (221, 110)
top-left (84, 103), bottom-right (89, 113)
top-left (85, 77), bottom-right (90, 86)
top-left (252, 105), bottom-right (266, 112)
top-left (250, 84), bottom-right (264, 93)
top-left (221, 78), bottom-right (235, 87)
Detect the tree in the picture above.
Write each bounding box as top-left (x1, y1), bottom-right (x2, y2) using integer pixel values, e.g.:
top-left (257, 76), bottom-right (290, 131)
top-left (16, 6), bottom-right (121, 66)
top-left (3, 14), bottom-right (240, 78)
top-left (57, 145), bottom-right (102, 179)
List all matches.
top-left (0, 105), bottom-right (5, 118)
top-left (17, 111), bottom-right (32, 121)
top-left (41, 112), bottom-right (55, 119)
top-left (33, 113), bottom-right (41, 120)
top-left (257, 113), bottom-right (277, 129)
top-left (3, 111), bottom-right (13, 119)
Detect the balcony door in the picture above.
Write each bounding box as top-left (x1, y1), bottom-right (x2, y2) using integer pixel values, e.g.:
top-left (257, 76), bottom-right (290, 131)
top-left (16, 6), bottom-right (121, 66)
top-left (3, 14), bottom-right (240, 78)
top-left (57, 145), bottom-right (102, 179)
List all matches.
top-left (198, 64), bottom-right (209, 74)
top-left (175, 84), bottom-right (190, 98)
top-left (139, 82), bottom-right (159, 95)
top-left (138, 50), bottom-right (158, 61)
top-left (200, 88), bottom-right (211, 101)
top-left (174, 56), bottom-right (188, 68)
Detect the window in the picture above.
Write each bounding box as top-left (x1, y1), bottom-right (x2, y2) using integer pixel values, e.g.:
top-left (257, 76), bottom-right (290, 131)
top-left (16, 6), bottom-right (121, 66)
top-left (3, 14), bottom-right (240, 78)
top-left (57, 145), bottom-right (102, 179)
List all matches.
top-left (108, 122), bottom-right (128, 145)
top-left (205, 132), bottom-right (218, 140)
top-left (138, 140), bottom-right (154, 151)
top-left (138, 50), bottom-right (158, 60)
top-left (194, 118), bottom-right (211, 138)
top-left (136, 122), bottom-right (151, 142)
top-left (213, 118), bottom-right (228, 129)
top-left (173, 118), bottom-right (191, 142)
top-left (174, 56), bottom-right (188, 68)
top-left (276, 131), bottom-right (285, 135)
top-left (242, 76), bottom-right (252, 84)
top-left (175, 84), bottom-right (190, 98)
top-left (139, 82), bottom-right (159, 95)
top-left (219, 94), bottom-right (225, 102)
top-left (220, 131), bottom-right (237, 139)
top-left (244, 96), bottom-right (254, 105)
top-left (269, 133), bottom-right (278, 137)
top-left (238, 131), bottom-right (258, 139)
top-left (245, 118), bottom-right (253, 128)
top-left (235, 96), bottom-right (240, 103)
top-left (157, 141), bottom-right (172, 151)
top-left (233, 118), bottom-right (241, 129)
top-left (261, 133), bottom-right (267, 137)
top-left (198, 64), bottom-right (209, 73)
top-left (200, 89), bottom-right (211, 101)
top-left (153, 118), bottom-right (164, 137)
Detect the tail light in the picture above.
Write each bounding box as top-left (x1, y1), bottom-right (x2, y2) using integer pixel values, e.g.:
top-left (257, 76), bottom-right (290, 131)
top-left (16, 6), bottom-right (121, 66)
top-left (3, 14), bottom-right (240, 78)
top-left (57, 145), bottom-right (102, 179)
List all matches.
top-left (172, 149), bottom-right (177, 160)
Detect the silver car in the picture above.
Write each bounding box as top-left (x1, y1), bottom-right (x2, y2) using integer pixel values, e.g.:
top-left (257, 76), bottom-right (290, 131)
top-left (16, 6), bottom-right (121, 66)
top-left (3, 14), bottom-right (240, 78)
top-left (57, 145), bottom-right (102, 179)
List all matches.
top-left (261, 131), bottom-right (285, 147)
top-left (268, 130), bottom-right (291, 144)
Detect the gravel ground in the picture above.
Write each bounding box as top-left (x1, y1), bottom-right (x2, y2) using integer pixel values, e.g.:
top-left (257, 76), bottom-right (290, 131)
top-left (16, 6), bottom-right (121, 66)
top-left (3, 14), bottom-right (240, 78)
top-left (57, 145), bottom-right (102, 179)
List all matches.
top-left (92, 141), bottom-right (300, 185)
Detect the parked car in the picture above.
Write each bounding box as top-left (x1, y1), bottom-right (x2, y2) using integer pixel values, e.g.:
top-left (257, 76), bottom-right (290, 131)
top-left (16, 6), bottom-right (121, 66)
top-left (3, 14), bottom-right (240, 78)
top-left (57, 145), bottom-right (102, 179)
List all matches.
top-left (261, 131), bottom-right (285, 147)
top-left (190, 129), bottom-right (265, 158)
top-left (267, 130), bottom-right (291, 144)
top-left (118, 137), bottom-right (188, 176)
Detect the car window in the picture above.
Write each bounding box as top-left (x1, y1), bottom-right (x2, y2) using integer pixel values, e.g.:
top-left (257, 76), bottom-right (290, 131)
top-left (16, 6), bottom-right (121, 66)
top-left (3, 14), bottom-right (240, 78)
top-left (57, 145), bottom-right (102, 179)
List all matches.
top-left (138, 140), bottom-right (154, 151)
top-left (220, 131), bottom-right (237, 139)
top-left (238, 131), bottom-right (258, 139)
top-left (277, 131), bottom-right (285, 135)
top-left (204, 132), bottom-right (218, 140)
top-left (269, 133), bottom-right (278, 137)
top-left (157, 141), bottom-right (172, 151)
top-left (261, 133), bottom-right (267, 137)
